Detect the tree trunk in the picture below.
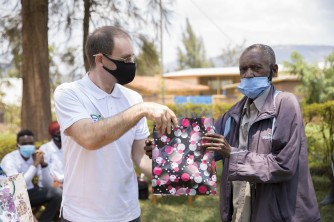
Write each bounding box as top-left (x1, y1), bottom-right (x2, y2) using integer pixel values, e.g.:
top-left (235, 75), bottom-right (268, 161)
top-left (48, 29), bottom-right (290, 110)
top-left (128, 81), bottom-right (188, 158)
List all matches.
top-left (83, 0), bottom-right (91, 71)
top-left (21, 0), bottom-right (51, 142)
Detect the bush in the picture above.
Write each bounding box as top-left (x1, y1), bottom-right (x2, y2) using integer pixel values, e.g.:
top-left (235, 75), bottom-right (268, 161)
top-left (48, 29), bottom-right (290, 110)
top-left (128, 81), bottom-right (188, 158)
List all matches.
top-left (302, 100), bottom-right (334, 166)
top-left (0, 133), bottom-right (16, 160)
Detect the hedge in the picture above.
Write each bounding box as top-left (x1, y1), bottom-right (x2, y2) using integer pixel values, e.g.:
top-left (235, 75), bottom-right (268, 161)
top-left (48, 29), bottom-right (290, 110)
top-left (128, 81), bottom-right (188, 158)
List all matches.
top-left (1, 101), bottom-right (333, 170)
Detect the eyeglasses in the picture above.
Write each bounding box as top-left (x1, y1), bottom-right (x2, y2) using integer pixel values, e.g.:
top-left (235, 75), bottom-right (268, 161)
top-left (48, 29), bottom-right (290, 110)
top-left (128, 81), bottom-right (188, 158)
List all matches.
top-left (101, 53), bottom-right (135, 64)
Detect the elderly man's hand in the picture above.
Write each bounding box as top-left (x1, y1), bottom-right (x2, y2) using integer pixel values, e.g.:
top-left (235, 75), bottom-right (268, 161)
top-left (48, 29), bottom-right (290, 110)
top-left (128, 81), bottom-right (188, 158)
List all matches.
top-left (202, 133), bottom-right (231, 158)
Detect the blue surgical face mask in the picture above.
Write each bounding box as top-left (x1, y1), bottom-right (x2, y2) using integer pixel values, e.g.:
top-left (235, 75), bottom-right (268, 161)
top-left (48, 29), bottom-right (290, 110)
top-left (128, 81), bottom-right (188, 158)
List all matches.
top-left (19, 145), bottom-right (36, 158)
top-left (237, 77), bottom-right (270, 99)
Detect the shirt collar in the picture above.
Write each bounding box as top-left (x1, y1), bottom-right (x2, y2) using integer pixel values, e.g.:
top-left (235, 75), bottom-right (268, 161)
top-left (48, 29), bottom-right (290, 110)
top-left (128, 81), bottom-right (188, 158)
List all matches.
top-left (80, 73), bottom-right (121, 100)
top-left (253, 86), bottom-right (271, 111)
top-left (242, 86), bottom-right (271, 114)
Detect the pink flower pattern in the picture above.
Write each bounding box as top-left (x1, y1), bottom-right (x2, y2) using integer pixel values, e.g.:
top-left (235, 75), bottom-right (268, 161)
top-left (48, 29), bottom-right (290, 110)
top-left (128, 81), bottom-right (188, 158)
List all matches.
top-left (152, 118), bottom-right (217, 196)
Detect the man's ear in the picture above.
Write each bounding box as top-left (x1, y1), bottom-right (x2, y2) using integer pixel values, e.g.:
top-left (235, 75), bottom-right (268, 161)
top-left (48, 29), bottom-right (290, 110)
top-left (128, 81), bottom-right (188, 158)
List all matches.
top-left (272, 64), bottom-right (278, 77)
top-left (94, 54), bottom-right (103, 66)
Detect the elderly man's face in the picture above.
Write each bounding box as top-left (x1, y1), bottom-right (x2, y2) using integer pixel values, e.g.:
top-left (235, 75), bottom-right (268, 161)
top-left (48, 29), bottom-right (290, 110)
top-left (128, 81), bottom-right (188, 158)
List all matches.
top-left (239, 48), bottom-right (272, 79)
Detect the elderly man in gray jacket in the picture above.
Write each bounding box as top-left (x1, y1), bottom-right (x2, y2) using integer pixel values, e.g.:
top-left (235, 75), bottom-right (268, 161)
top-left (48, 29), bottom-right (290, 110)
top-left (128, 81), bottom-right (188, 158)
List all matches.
top-left (203, 44), bottom-right (320, 222)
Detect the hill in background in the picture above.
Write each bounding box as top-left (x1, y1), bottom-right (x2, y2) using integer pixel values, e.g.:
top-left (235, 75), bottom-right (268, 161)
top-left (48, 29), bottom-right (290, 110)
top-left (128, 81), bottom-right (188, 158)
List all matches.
top-left (166, 45), bottom-right (334, 71)
top-left (272, 45), bottom-right (334, 64)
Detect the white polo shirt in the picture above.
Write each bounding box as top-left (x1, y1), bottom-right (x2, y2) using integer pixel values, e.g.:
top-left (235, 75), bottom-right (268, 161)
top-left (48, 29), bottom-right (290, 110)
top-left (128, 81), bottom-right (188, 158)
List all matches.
top-left (40, 140), bottom-right (64, 182)
top-left (54, 74), bottom-right (149, 222)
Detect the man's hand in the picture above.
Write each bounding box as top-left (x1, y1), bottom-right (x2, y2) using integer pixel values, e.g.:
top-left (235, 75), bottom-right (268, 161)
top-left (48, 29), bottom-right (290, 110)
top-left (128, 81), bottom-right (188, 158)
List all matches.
top-left (33, 150), bottom-right (45, 167)
top-left (141, 102), bottom-right (178, 135)
top-left (202, 133), bottom-right (231, 158)
top-left (144, 139), bottom-right (153, 159)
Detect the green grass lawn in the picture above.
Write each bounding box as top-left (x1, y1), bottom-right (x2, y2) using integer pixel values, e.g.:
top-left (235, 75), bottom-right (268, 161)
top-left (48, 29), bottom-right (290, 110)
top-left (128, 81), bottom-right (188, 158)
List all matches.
top-left (140, 175), bottom-right (334, 222)
top-left (313, 175), bottom-right (334, 222)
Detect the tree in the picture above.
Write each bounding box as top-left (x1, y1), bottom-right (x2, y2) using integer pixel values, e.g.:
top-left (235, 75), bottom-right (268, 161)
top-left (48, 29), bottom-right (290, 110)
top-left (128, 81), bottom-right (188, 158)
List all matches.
top-left (176, 18), bottom-right (214, 70)
top-left (283, 51), bottom-right (334, 104)
top-left (0, 0), bottom-right (175, 140)
top-left (0, 5), bottom-right (21, 78)
top-left (135, 36), bottom-right (161, 76)
top-left (78, 0), bottom-right (174, 71)
top-left (322, 52), bottom-right (334, 102)
top-left (220, 41), bottom-right (246, 67)
top-left (21, 0), bottom-right (51, 141)
top-left (283, 52), bottom-right (323, 104)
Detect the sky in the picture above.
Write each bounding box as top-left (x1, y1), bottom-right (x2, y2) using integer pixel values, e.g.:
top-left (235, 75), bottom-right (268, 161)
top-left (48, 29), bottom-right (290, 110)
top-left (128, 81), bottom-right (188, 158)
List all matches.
top-left (160, 0), bottom-right (334, 64)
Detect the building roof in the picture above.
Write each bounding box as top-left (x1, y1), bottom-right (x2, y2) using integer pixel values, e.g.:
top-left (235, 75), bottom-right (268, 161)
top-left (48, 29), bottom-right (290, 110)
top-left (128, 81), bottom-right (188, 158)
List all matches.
top-left (125, 75), bottom-right (210, 94)
top-left (163, 67), bottom-right (240, 78)
top-left (163, 65), bottom-right (287, 78)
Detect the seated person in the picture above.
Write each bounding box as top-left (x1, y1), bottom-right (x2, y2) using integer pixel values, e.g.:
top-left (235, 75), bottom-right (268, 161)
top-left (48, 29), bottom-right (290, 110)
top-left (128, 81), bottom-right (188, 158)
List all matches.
top-left (0, 129), bottom-right (62, 222)
top-left (40, 121), bottom-right (64, 188)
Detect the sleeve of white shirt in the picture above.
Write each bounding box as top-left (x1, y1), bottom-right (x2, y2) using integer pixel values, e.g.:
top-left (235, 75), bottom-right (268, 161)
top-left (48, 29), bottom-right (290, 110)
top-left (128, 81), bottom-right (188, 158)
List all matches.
top-left (54, 83), bottom-right (91, 133)
top-left (38, 166), bottom-right (54, 188)
top-left (133, 95), bottom-right (150, 140)
top-left (1, 156), bottom-right (20, 176)
top-left (1, 156), bottom-right (37, 185)
top-left (49, 153), bottom-right (64, 182)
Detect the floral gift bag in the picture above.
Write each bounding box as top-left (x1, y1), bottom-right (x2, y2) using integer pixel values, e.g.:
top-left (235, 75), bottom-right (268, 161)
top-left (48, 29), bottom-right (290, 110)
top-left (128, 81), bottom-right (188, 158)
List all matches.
top-left (0, 173), bottom-right (34, 222)
top-left (152, 117), bottom-right (217, 196)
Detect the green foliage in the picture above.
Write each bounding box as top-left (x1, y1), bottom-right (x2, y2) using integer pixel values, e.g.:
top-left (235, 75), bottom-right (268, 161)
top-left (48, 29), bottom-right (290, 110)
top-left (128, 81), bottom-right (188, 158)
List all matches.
top-left (168, 103), bottom-right (214, 118)
top-left (302, 101), bottom-right (334, 165)
top-left (213, 103), bottom-right (234, 121)
top-left (322, 52), bottom-right (334, 102)
top-left (165, 103), bottom-right (233, 121)
top-left (135, 37), bottom-right (161, 76)
top-left (0, 104), bottom-right (21, 126)
top-left (283, 51), bottom-right (334, 104)
top-left (0, 133), bottom-right (16, 160)
top-left (177, 18), bottom-right (214, 70)
top-left (0, 9), bottom-right (22, 77)
top-left (305, 123), bottom-right (328, 167)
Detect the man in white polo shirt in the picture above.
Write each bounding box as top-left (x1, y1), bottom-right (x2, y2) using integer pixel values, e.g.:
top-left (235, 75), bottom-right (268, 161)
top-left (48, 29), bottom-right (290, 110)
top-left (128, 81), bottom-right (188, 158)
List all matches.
top-left (54, 25), bottom-right (178, 222)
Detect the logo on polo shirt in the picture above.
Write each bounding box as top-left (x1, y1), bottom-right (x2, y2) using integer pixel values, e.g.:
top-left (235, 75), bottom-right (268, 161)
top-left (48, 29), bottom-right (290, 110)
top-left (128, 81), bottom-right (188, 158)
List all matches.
top-left (90, 114), bottom-right (102, 122)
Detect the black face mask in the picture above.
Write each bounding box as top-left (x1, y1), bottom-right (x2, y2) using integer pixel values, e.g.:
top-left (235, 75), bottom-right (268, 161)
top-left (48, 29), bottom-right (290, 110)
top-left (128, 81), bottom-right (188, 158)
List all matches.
top-left (102, 56), bottom-right (136, 85)
top-left (53, 134), bottom-right (61, 143)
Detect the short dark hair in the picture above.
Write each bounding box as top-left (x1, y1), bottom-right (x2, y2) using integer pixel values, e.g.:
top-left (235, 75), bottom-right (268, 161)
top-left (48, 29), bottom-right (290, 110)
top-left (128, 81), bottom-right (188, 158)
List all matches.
top-left (242, 44), bottom-right (276, 66)
top-left (85, 26), bottom-right (131, 69)
top-left (17, 129), bottom-right (34, 143)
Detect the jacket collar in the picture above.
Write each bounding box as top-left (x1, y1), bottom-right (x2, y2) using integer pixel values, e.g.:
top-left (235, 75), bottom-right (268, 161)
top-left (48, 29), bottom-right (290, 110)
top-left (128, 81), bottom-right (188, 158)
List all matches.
top-left (229, 85), bottom-right (278, 124)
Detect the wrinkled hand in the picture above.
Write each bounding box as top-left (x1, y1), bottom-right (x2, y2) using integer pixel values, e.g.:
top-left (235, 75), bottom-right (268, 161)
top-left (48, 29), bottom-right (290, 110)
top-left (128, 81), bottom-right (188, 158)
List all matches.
top-left (202, 133), bottom-right (231, 158)
top-left (144, 139), bottom-right (153, 159)
top-left (142, 102), bottom-right (178, 134)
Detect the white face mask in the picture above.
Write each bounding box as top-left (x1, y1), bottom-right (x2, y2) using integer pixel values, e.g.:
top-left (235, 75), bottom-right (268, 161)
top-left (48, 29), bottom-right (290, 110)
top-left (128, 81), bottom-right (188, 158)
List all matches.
top-left (19, 145), bottom-right (36, 158)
